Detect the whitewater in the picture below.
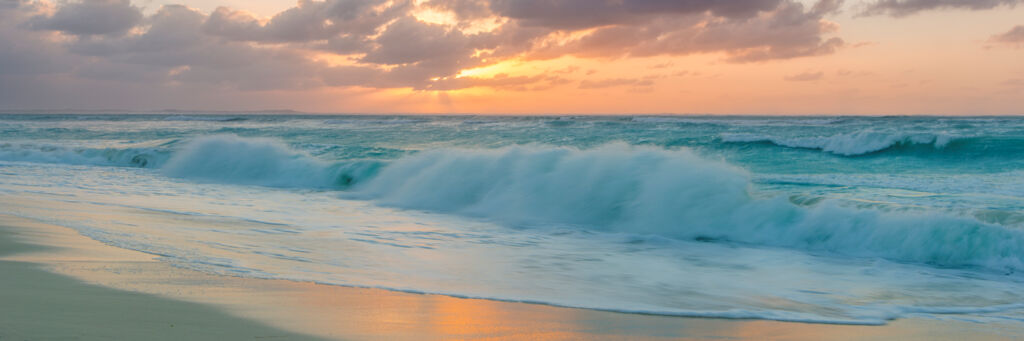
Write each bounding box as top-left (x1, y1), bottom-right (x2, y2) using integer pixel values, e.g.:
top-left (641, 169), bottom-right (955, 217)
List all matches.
top-left (1, 114), bottom-right (1023, 325)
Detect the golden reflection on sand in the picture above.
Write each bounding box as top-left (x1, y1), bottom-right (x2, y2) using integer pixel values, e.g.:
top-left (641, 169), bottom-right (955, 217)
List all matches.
top-left (2, 215), bottom-right (1018, 340)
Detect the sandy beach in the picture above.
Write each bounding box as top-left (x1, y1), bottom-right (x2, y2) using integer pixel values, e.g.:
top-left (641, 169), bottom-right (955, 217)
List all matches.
top-left (1, 214), bottom-right (1020, 340)
top-left (0, 215), bottom-right (320, 340)
top-left (4, 0), bottom-right (1023, 337)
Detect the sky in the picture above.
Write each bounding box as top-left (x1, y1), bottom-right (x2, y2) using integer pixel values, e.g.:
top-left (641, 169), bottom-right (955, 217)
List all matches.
top-left (0, 0), bottom-right (1021, 114)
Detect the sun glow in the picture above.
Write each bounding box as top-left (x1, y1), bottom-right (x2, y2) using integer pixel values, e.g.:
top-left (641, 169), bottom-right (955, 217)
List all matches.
top-left (411, 6), bottom-right (458, 27)
top-left (455, 60), bottom-right (522, 79)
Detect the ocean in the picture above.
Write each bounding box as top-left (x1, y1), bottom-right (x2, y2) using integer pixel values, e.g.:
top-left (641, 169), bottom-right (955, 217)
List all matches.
top-left (1, 114), bottom-right (1023, 325)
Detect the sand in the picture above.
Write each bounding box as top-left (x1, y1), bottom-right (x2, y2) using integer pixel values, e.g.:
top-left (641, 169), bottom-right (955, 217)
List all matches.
top-left (1, 214), bottom-right (1021, 340)
top-left (0, 217), bottom-right (321, 340)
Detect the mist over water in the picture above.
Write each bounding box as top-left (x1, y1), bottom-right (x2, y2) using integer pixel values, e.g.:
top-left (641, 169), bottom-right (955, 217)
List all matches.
top-left (1, 114), bottom-right (1023, 325)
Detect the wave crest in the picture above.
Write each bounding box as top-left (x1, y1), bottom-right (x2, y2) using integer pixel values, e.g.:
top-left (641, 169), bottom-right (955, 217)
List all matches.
top-left (163, 115), bottom-right (248, 122)
top-left (0, 142), bottom-right (170, 167)
top-left (349, 144), bottom-right (1024, 272)
top-left (160, 135), bottom-right (380, 188)
top-left (721, 131), bottom-right (959, 156)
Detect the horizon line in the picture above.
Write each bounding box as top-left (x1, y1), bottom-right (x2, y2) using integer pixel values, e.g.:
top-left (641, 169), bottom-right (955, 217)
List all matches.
top-left (1, 109), bottom-right (1022, 117)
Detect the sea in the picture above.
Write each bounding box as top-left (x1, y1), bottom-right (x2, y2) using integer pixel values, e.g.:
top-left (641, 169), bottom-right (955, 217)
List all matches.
top-left (1, 113), bottom-right (1023, 325)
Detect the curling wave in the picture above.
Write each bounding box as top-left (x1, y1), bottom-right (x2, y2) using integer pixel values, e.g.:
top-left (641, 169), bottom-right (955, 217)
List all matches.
top-left (160, 135), bottom-right (381, 188)
top-left (348, 144), bottom-right (1024, 272)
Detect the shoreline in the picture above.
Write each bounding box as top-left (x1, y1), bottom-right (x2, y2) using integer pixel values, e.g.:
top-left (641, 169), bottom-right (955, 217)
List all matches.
top-left (1, 214), bottom-right (1021, 340)
top-left (0, 215), bottom-right (322, 340)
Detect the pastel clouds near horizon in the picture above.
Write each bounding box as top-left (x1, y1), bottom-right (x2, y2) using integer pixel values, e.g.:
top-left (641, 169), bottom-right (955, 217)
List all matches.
top-left (0, 0), bottom-right (1021, 114)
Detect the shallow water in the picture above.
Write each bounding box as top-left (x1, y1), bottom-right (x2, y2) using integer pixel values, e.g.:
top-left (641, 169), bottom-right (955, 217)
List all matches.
top-left (1, 114), bottom-right (1023, 325)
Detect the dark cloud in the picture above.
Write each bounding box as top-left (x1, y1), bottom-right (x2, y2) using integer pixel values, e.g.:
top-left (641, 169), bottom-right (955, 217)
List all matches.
top-left (361, 16), bottom-right (474, 69)
top-left (202, 0), bottom-right (408, 43)
top-left (0, 1), bottom-right (76, 76)
top-left (488, 0), bottom-right (784, 29)
top-left (68, 5), bottom-right (223, 67)
top-left (859, 0), bottom-right (1021, 16)
top-left (990, 25), bottom-right (1024, 45)
top-left (0, 0), bottom-right (848, 106)
top-left (57, 5), bottom-right (333, 91)
top-left (1, 0), bottom-right (24, 10)
top-left (467, 20), bottom-right (552, 61)
top-left (28, 0), bottom-right (142, 36)
top-left (527, 0), bottom-right (844, 63)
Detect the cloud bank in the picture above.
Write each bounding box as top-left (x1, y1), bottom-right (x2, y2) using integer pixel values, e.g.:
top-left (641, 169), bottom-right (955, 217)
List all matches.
top-left (860, 0), bottom-right (1021, 16)
top-left (1, 0), bottom-right (1020, 112)
top-left (0, 0), bottom-right (845, 98)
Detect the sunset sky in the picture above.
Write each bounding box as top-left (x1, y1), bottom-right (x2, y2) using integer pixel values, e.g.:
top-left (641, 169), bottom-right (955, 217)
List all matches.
top-left (1, 0), bottom-right (1021, 114)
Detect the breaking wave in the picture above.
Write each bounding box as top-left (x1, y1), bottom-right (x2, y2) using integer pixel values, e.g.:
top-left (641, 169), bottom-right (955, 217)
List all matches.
top-left (4, 135), bottom-right (1023, 273)
top-left (160, 135), bottom-right (381, 188)
top-left (345, 144), bottom-right (1024, 272)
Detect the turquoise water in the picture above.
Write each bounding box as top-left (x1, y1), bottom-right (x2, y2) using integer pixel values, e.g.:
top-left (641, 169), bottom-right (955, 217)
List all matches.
top-left (1, 114), bottom-right (1023, 325)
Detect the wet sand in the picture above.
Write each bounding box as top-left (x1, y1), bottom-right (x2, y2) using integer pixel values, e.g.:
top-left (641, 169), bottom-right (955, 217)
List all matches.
top-left (0, 215), bottom-right (321, 340)
top-left (1, 214), bottom-right (1020, 340)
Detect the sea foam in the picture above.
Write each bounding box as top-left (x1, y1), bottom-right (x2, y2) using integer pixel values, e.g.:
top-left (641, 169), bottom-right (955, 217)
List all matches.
top-left (346, 144), bottom-right (1024, 272)
top-left (160, 135), bottom-right (379, 188)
